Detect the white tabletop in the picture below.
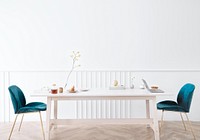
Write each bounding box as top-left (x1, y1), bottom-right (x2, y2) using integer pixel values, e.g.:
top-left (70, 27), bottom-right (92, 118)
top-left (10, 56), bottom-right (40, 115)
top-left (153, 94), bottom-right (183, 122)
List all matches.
top-left (31, 88), bottom-right (171, 97)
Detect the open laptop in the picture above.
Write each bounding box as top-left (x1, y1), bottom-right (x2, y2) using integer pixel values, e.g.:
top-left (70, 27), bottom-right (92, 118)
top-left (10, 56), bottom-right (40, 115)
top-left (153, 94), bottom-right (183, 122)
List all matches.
top-left (142, 79), bottom-right (164, 93)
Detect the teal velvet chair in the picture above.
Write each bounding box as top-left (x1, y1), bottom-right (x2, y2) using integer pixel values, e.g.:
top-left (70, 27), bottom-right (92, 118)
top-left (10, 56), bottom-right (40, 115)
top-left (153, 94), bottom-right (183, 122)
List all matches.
top-left (157, 83), bottom-right (196, 139)
top-left (8, 85), bottom-right (46, 140)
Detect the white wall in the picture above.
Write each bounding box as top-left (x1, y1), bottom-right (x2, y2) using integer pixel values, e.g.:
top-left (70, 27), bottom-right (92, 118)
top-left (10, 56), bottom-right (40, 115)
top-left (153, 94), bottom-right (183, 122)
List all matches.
top-left (0, 0), bottom-right (200, 70)
top-left (0, 0), bottom-right (200, 122)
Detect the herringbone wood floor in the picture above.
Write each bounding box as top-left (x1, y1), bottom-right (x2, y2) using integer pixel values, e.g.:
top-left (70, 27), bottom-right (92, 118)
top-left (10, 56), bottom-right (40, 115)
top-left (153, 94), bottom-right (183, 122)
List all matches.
top-left (0, 121), bottom-right (199, 140)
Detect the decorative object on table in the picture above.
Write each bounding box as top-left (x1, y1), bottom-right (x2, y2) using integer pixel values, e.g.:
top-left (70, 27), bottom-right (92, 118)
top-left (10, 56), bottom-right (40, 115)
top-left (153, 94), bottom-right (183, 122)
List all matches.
top-left (59, 87), bottom-right (63, 93)
top-left (80, 88), bottom-right (89, 92)
top-left (130, 77), bottom-right (135, 89)
top-left (113, 80), bottom-right (118, 86)
top-left (51, 84), bottom-right (58, 94)
top-left (69, 85), bottom-right (77, 93)
top-left (109, 80), bottom-right (125, 90)
top-left (142, 79), bottom-right (164, 93)
top-left (151, 85), bottom-right (159, 90)
top-left (64, 51), bottom-right (81, 89)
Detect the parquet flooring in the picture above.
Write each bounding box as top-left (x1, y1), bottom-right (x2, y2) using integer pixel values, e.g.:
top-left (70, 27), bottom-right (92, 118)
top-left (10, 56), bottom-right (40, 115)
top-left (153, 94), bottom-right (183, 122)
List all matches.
top-left (0, 121), bottom-right (199, 140)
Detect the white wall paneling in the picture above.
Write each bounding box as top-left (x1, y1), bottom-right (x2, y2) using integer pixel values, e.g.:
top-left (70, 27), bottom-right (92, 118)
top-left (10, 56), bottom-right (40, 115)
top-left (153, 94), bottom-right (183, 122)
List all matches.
top-left (0, 72), bottom-right (4, 122)
top-left (1, 70), bottom-right (200, 122)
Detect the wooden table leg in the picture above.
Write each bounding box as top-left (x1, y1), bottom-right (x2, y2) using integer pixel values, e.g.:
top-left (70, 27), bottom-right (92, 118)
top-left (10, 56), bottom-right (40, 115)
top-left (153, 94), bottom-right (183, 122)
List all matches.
top-left (46, 97), bottom-right (51, 140)
top-left (54, 100), bottom-right (58, 129)
top-left (146, 100), bottom-right (150, 128)
top-left (152, 98), bottom-right (160, 140)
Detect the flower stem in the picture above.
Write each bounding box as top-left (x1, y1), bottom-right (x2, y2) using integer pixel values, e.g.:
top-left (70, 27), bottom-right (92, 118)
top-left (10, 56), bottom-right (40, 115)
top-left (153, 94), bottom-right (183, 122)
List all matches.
top-left (64, 51), bottom-right (80, 88)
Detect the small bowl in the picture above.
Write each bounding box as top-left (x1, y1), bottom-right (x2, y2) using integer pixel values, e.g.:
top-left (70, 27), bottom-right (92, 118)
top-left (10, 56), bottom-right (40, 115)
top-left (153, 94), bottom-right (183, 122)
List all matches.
top-left (151, 86), bottom-right (159, 89)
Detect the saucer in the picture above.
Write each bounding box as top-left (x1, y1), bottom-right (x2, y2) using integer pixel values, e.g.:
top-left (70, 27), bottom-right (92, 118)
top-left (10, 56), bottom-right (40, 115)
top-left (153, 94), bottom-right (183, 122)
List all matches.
top-left (80, 88), bottom-right (89, 92)
top-left (68, 90), bottom-right (77, 93)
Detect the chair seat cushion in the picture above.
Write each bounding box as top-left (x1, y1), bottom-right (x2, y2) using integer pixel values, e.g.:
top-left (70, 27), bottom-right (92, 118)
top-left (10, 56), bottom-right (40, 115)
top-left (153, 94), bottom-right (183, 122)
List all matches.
top-left (157, 100), bottom-right (186, 112)
top-left (17, 102), bottom-right (46, 114)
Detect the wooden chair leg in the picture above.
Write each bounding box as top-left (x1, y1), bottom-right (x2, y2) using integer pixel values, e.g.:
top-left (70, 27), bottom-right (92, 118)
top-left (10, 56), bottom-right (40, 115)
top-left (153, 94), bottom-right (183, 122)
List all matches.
top-left (18, 114), bottom-right (24, 131)
top-left (8, 114), bottom-right (19, 140)
top-left (180, 113), bottom-right (186, 131)
top-left (39, 111), bottom-right (45, 140)
top-left (185, 113), bottom-right (196, 140)
top-left (160, 110), bottom-right (164, 128)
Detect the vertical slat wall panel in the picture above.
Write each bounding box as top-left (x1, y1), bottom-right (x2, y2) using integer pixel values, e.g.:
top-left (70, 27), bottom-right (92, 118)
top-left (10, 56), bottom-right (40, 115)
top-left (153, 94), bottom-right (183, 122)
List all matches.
top-left (75, 71), bottom-right (133, 119)
top-left (6, 72), bottom-right (11, 122)
top-left (130, 71), bottom-right (135, 118)
top-left (0, 72), bottom-right (5, 122)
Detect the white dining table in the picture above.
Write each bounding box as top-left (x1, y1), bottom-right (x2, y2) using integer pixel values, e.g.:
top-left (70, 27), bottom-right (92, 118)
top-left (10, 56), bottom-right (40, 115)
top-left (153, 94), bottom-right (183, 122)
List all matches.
top-left (32, 88), bottom-right (170, 140)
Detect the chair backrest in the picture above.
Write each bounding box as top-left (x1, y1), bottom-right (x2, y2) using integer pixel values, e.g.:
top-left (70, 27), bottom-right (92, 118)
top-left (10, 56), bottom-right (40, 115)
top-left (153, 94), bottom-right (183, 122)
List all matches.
top-left (8, 85), bottom-right (26, 114)
top-left (177, 83), bottom-right (195, 112)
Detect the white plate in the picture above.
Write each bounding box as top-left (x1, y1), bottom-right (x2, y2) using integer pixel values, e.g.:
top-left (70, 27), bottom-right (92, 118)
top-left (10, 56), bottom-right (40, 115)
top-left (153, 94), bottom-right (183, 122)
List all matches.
top-left (80, 89), bottom-right (89, 92)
